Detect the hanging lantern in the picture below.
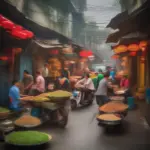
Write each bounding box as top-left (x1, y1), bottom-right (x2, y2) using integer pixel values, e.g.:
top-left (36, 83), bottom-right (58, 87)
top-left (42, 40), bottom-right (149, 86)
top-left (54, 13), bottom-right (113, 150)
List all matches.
top-left (113, 45), bottom-right (127, 54)
top-left (0, 56), bottom-right (8, 61)
top-left (79, 50), bottom-right (88, 57)
top-left (0, 15), bottom-right (7, 24)
top-left (11, 30), bottom-right (28, 39)
top-left (87, 50), bottom-right (93, 56)
top-left (111, 55), bottom-right (119, 59)
top-left (139, 41), bottom-right (148, 49)
top-left (129, 52), bottom-right (136, 56)
top-left (23, 30), bottom-right (34, 38)
top-left (1, 20), bottom-right (14, 30)
top-left (14, 48), bottom-right (22, 54)
top-left (128, 44), bottom-right (139, 51)
top-left (80, 50), bottom-right (93, 57)
top-left (12, 25), bottom-right (23, 31)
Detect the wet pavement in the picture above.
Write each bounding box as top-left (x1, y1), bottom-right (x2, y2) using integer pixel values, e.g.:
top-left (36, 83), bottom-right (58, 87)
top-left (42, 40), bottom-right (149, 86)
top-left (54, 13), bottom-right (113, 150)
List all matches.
top-left (1, 101), bottom-right (150, 150)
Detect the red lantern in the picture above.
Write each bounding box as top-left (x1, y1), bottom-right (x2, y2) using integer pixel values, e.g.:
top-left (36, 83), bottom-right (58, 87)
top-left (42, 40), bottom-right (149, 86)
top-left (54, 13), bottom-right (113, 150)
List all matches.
top-left (129, 52), bottom-right (136, 56)
top-left (128, 44), bottom-right (139, 51)
top-left (80, 50), bottom-right (93, 57)
top-left (11, 30), bottom-right (28, 39)
top-left (1, 20), bottom-right (14, 30)
top-left (0, 56), bottom-right (8, 61)
top-left (111, 55), bottom-right (119, 59)
top-left (12, 25), bottom-right (23, 31)
top-left (114, 45), bottom-right (127, 54)
top-left (0, 15), bottom-right (7, 24)
top-left (87, 51), bottom-right (93, 56)
top-left (23, 30), bottom-right (34, 38)
top-left (139, 41), bottom-right (147, 49)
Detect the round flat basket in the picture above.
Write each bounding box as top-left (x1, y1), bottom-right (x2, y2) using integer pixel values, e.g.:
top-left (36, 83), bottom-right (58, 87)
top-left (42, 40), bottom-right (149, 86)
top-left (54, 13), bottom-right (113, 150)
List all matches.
top-left (5, 132), bottom-right (52, 147)
top-left (99, 102), bottom-right (128, 114)
top-left (97, 114), bottom-right (122, 126)
top-left (14, 122), bottom-right (41, 129)
top-left (14, 115), bottom-right (42, 129)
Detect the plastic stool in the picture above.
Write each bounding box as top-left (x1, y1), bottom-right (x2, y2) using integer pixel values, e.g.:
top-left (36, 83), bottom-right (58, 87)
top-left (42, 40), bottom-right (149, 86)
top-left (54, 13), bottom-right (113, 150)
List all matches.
top-left (127, 97), bottom-right (135, 110)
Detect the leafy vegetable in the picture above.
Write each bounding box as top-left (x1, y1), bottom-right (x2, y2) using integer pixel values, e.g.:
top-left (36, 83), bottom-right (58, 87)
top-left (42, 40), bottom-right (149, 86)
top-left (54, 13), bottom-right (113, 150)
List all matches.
top-left (48, 90), bottom-right (72, 98)
top-left (5, 131), bottom-right (51, 145)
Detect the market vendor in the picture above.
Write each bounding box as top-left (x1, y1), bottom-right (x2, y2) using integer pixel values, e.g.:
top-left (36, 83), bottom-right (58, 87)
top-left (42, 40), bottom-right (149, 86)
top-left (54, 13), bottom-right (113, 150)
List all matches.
top-left (22, 70), bottom-right (34, 95)
top-left (58, 74), bottom-right (70, 90)
top-left (97, 72), bottom-right (104, 89)
top-left (42, 63), bottom-right (49, 88)
top-left (120, 74), bottom-right (129, 89)
top-left (9, 80), bottom-right (23, 112)
top-left (29, 71), bottom-right (45, 96)
top-left (62, 68), bottom-right (70, 79)
top-left (95, 72), bottom-right (111, 106)
top-left (75, 73), bottom-right (95, 103)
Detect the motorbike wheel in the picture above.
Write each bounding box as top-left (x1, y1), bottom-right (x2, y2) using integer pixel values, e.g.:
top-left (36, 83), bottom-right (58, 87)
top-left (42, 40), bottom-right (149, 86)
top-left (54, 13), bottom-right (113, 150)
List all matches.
top-left (88, 94), bottom-right (94, 105)
top-left (57, 108), bottom-right (69, 128)
top-left (71, 99), bottom-right (77, 110)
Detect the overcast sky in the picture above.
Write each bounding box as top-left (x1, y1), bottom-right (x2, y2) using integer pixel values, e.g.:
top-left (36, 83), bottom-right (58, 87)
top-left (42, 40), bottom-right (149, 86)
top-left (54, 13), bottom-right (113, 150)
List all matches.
top-left (85, 0), bottom-right (121, 29)
top-left (84, 0), bottom-right (121, 62)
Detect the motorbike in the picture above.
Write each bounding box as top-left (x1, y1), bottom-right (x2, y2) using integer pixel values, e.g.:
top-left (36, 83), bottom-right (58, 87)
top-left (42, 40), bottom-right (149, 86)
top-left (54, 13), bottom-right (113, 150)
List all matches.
top-left (70, 89), bottom-right (94, 110)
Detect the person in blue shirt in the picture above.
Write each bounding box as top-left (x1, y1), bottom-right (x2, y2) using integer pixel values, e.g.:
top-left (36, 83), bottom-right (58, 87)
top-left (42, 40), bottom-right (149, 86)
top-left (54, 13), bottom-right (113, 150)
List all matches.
top-left (109, 68), bottom-right (116, 81)
top-left (9, 80), bottom-right (22, 112)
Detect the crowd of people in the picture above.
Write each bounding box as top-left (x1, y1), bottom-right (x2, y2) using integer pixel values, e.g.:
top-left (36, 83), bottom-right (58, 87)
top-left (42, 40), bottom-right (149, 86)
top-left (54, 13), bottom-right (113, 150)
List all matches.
top-left (8, 64), bottom-right (130, 112)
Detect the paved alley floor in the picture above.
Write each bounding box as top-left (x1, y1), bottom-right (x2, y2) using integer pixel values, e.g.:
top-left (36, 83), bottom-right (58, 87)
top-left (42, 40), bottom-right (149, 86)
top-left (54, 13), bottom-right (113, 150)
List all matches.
top-left (1, 101), bottom-right (150, 150)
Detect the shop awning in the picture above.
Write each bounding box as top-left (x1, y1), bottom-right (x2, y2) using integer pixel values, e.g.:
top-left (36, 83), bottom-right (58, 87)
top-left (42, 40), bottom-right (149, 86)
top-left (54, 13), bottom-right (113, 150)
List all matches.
top-left (106, 11), bottom-right (129, 29)
top-left (0, 29), bottom-right (32, 50)
top-left (106, 0), bottom-right (150, 43)
top-left (113, 32), bottom-right (148, 45)
top-left (0, 0), bottom-right (71, 44)
top-left (33, 39), bottom-right (63, 49)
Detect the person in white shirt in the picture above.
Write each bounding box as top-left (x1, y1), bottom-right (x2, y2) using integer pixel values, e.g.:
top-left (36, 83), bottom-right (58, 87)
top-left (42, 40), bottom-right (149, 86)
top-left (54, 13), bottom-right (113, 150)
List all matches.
top-left (75, 73), bottom-right (95, 104)
top-left (42, 63), bottom-right (49, 88)
top-left (42, 63), bottom-right (49, 78)
top-left (29, 71), bottom-right (45, 96)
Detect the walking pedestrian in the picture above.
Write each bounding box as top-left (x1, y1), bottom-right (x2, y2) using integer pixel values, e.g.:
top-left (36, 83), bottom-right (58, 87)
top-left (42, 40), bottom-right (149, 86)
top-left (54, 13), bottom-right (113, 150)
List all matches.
top-left (95, 72), bottom-right (110, 106)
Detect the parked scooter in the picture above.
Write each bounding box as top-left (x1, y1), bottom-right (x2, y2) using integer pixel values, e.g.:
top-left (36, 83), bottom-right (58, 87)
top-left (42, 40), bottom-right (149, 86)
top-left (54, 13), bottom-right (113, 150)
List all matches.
top-left (70, 89), bottom-right (94, 110)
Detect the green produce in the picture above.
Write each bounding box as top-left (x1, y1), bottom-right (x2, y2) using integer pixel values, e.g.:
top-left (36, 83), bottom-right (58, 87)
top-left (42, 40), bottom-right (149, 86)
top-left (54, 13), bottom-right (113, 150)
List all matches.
top-left (0, 107), bottom-right (10, 113)
top-left (33, 96), bottom-right (49, 102)
top-left (5, 131), bottom-right (51, 145)
top-left (48, 90), bottom-right (72, 98)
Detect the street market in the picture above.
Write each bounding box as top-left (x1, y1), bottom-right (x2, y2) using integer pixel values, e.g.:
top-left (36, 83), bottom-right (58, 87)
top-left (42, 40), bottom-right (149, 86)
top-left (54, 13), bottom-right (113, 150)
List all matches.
top-left (0, 0), bottom-right (150, 150)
